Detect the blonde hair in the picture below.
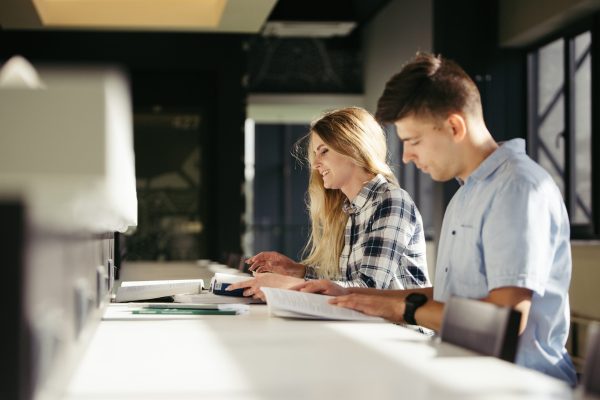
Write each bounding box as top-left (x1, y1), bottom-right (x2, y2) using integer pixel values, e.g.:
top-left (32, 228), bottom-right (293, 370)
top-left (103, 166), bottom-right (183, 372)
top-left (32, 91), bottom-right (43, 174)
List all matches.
top-left (299, 107), bottom-right (398, 279)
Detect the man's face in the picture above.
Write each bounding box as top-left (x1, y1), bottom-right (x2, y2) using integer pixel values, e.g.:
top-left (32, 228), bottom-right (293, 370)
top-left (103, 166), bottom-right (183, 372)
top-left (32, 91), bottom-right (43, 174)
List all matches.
top-left (394, 114), bottom-right (457, 182)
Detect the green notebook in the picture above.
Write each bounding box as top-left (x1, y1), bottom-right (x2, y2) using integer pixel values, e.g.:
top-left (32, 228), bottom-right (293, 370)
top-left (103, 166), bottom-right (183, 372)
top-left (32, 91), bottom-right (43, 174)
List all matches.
top-left (132, 308), bottom-right (237, 315)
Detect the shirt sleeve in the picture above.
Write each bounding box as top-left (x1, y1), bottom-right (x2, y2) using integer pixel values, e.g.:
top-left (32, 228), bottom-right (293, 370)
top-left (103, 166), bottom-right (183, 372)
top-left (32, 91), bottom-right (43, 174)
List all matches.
top-left (332, 191), bottom-right (429, 289)
top-left (481, 178), bottom-right (565, 296)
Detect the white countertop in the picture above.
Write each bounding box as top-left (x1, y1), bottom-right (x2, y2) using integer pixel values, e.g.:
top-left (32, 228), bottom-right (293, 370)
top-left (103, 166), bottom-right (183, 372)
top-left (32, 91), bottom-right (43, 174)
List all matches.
top-left (64, 303), bottom-right (572, 400)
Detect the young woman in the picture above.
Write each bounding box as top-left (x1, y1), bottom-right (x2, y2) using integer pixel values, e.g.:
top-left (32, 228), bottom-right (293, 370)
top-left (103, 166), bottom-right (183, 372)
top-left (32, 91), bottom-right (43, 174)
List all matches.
top-left (227, 107), bottom-right (430, 299)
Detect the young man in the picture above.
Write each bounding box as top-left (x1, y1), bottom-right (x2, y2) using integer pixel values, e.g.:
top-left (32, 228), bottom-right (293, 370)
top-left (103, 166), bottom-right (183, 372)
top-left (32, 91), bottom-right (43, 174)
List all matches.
top-left (294, 52), bottom-right (577, 385)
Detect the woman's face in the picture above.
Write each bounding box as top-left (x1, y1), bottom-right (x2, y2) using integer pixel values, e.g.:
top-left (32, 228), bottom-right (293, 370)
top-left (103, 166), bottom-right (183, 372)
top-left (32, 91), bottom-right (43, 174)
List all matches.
top-left (311, 133), bottom-right (357, 190)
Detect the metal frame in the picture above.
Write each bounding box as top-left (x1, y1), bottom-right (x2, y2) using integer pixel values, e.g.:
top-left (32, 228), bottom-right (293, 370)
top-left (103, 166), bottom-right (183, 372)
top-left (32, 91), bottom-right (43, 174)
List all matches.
top-left (527, 17), bottom-right (599, 239)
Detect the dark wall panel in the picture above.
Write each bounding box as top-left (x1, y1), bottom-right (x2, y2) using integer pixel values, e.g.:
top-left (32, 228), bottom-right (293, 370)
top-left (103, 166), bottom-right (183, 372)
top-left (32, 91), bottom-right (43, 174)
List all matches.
top-left (433, 0), bottom-right (527, 213)
top-left (0, 30), bottom-right (247, 260)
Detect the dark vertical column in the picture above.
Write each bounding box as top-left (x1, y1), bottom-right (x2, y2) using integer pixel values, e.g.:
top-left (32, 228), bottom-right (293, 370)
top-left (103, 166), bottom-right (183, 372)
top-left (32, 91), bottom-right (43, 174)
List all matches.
top-left (565, 38), bottom-right (576, 216)
top-left (283, 125), bottom-right (294, 256)
top-left (214, 38), bottom-right (247, 259)
top-left (0, 201), bottom-right (27, 400)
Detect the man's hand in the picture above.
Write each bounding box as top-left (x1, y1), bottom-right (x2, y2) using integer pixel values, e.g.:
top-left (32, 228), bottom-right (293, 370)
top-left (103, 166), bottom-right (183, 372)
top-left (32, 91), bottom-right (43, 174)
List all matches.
top-left (246, 251), bottom-right (306, 278)
top-left (290, 280), bottom-right (350, 296)
top-left (331, 294), bottom-right (405, 323)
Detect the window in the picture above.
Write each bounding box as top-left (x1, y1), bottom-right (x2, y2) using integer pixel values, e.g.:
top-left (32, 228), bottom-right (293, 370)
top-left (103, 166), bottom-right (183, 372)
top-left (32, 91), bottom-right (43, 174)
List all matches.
top-left (128, 108), bottom-right (207, 260)
top-left (243, 120), bottom-right (311, 259)
top-left (528, 27), bottom-right (597, 237)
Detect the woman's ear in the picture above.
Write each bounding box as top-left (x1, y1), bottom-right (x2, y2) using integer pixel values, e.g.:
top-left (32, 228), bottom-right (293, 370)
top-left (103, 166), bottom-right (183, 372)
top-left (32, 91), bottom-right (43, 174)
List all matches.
top-left (447, 113), bottom-right (467, 142)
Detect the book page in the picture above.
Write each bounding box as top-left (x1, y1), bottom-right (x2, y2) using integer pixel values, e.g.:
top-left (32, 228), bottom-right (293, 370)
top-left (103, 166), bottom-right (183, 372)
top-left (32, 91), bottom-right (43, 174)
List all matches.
top-left (261, 288), bottom-right (383, 322)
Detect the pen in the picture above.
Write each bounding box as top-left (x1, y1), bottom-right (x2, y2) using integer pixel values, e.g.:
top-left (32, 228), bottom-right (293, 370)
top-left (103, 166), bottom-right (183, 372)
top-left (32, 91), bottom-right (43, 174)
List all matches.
top-left (132, 308), bottom-right (237, 315)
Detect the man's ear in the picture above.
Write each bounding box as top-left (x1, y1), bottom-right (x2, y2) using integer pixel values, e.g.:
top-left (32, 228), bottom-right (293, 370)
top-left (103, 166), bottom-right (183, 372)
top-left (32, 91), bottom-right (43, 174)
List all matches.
top-left (447, 113), bottom-right (467, 142)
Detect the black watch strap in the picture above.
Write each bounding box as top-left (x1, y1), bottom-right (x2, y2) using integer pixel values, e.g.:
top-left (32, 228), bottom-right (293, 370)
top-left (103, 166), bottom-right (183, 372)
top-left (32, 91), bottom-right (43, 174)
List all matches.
top-left (403, 293), bottom-right (428, 325)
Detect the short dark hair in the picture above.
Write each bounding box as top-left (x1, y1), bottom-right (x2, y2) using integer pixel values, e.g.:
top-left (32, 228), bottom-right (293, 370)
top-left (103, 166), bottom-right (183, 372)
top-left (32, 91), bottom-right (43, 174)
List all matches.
top-left (375, 52), bottom-right (482, 124)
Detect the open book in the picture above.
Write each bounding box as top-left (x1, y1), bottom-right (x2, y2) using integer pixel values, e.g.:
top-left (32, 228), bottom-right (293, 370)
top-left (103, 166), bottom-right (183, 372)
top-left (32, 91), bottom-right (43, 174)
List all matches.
top-left (114, 279), bottom-right (204, 302)
top-left (261, 287), bottom-right (384, 321)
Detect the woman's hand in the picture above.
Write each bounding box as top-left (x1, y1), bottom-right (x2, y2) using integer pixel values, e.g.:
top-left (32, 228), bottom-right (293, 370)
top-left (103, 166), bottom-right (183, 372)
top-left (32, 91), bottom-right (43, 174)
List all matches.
top-left (226, 273), bottom-right (305, 301)
top-left (290, 279), bottom-right (350, 296)
top-left (246, 252), bottom-right (306, 278)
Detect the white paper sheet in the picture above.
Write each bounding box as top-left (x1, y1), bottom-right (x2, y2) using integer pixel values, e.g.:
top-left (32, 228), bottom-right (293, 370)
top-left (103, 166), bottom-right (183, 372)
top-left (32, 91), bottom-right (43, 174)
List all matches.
top-left (261, 287), bottom-right (384, 321)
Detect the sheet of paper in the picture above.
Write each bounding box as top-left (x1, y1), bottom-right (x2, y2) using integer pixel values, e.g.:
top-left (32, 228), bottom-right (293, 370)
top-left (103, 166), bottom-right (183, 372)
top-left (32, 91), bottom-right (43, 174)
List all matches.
top-left (261, 288), bottom-right (384, 322)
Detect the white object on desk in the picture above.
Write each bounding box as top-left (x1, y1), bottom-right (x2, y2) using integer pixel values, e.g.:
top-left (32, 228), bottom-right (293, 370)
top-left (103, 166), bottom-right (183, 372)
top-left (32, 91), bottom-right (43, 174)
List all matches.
top-left (114, 279), bottom-right (204, 302)
top-left (0, 58), bottom-right (137, 233)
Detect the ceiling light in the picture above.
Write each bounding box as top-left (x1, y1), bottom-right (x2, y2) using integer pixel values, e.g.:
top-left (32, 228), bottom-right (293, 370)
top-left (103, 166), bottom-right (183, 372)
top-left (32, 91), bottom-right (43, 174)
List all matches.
top-left (32, 0), bottom-right (226, 29)
top-left (262, 21), bottom-right (357, 38)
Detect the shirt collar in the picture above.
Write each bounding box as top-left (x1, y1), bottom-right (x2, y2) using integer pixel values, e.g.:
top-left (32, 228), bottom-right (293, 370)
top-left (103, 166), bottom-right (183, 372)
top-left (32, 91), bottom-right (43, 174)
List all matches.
top-left (464, 138), bottom-right (526, 184)
top-left (342, 174), bottom-right (387, 215)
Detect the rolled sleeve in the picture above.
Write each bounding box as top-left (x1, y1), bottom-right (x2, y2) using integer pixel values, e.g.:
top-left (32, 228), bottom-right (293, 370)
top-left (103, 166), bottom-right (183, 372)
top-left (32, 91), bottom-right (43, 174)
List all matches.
top-left (482, 180), bottom-right (557, 296)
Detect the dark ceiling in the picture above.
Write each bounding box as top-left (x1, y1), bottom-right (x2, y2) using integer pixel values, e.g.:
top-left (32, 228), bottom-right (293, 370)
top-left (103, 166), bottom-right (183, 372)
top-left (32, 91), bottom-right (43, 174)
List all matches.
top-left (246, 1), bottom-right (393, 94)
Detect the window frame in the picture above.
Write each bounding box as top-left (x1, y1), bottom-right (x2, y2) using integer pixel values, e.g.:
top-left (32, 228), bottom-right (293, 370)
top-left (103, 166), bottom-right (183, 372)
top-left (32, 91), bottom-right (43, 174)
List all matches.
top-left (526, 15), bottom-right (600, 239)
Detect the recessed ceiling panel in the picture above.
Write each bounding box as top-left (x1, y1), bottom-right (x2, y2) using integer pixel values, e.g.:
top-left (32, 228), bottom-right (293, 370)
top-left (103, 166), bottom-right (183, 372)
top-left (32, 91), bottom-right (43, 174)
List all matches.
top-left (32, 0), bottom-right (227, 29)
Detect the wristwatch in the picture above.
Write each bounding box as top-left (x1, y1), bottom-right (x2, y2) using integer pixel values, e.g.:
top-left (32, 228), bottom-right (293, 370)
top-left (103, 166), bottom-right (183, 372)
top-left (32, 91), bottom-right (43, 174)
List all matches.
top-left (403, 293), bottom-right (428, 325)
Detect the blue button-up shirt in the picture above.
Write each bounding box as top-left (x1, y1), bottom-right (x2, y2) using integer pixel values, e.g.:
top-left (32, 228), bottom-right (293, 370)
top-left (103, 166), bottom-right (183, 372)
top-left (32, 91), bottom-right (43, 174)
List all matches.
top-left (434, 139), bottom-right (576, 385)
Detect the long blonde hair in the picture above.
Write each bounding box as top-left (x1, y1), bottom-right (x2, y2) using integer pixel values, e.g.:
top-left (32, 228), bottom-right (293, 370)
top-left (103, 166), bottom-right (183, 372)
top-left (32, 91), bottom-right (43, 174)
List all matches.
top-left (299, 107), bottom-right (398, 279)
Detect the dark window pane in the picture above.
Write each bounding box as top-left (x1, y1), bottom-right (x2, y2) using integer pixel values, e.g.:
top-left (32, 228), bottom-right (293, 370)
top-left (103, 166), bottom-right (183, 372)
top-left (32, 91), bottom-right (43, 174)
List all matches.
top-left (247, 123), bottom-right (310, 259)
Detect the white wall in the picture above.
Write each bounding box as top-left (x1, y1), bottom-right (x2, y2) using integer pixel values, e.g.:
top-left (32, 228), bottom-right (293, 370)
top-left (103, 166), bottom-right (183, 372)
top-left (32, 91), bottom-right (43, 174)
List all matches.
top-left (362, 0), bottom-right (433, 114)
top-left (570, 243), bottom-right (600, 321)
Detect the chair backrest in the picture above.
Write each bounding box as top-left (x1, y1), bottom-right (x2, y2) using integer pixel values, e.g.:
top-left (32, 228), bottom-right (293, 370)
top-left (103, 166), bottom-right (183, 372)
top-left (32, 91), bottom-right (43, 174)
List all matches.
top-left (582, 322), bottom-right (600, 395)
top-left (440, 296), bottom-right (522, 362)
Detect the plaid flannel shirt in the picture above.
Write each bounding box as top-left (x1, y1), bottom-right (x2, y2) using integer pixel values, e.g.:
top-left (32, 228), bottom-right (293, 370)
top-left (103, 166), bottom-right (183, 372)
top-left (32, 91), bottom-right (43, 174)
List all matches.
top-left (305, 174), bottom-right (430, 289)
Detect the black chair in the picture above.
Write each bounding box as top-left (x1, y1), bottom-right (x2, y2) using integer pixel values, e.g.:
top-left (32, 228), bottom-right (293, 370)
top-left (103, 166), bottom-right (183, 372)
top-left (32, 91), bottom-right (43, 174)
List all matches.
top-left (582, 322), bottom-right (600, 396)
top-left (440, 296), bottom-right (522, 362)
